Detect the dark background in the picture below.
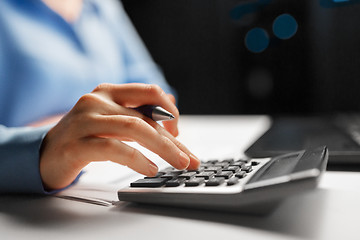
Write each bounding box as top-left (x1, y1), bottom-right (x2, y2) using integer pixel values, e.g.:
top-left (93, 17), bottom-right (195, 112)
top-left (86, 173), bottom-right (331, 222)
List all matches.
top-left (121, 0), bottom-right (360, 115)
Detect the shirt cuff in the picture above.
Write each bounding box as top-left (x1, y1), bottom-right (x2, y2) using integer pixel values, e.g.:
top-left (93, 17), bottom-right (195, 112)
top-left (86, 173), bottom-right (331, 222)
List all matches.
top-left (0, 125), bottom-right (81, 194)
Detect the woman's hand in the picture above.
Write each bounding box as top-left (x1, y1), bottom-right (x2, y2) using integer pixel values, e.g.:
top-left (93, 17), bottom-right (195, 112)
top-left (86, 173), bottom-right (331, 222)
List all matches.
top-left (39, 83), bottom-right (200, 190)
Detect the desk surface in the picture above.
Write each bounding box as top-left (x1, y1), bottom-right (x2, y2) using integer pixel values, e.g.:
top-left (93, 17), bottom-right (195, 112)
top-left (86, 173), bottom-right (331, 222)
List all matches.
top-left (1, 115), bottom-right (360, 240)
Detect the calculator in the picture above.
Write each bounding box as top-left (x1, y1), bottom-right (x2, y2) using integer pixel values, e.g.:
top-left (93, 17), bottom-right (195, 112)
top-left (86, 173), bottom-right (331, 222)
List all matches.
top-left (118, 147), bottom-right (328, 215)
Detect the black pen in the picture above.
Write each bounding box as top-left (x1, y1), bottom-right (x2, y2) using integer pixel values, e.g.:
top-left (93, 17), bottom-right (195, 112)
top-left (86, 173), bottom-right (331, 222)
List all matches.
top-left (133, 105), bottom-right (175, 121)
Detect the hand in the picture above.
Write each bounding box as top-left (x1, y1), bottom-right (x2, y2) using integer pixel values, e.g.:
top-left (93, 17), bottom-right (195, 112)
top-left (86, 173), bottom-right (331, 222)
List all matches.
top-left (28, 114), bottom-right (65, 127)
top-left (39, 83), bottom-right (200, 190)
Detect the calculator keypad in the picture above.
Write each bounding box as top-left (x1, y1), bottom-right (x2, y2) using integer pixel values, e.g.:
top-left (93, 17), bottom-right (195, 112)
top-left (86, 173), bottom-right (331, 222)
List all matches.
top-left (130, 159), bottom-right (260, 188)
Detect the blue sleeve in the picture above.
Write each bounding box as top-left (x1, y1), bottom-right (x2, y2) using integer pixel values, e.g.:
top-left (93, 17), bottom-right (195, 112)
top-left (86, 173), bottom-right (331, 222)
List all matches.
top-left (0, 125), bottom-right (80, 194)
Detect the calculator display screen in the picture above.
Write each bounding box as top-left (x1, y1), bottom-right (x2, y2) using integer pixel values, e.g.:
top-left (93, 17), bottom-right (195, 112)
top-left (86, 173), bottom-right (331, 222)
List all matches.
top-left (249, 153), bottom-right (300, 183)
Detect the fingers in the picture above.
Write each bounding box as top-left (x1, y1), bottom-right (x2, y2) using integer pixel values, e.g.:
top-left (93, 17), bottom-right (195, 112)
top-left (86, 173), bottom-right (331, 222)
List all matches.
top-left (147, 119), bottom-right (201, 170)
top-left (83, 115), bottom-right (191, 170)
top-left (94, 83), bottom-right (175, 109)
top-left (80, 137), bottom-right (159, 176)
top-left (72, 89), bottom-right (199, 170)
top-left (92, 83), bottom-right (179, 136)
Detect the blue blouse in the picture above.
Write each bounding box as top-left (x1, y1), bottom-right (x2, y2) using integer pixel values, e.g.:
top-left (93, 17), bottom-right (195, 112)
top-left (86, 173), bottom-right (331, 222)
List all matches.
top-left (0, 0), bottom-right (173, 193)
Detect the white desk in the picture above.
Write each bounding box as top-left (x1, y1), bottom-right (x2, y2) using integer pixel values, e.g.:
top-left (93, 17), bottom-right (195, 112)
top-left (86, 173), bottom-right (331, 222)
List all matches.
top-left (1, 115), bottom-right (360, 240)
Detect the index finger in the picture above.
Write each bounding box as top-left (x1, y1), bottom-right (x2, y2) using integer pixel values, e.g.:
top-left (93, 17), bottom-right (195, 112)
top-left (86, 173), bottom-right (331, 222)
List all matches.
top-left (92, 83), bottom-right (179, 136)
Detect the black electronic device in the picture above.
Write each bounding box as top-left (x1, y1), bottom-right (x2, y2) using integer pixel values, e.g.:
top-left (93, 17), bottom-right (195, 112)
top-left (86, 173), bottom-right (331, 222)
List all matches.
top-left (245, 115), bottom-right (360, 165)
top-left (118, 147), bottom-right (328, 215)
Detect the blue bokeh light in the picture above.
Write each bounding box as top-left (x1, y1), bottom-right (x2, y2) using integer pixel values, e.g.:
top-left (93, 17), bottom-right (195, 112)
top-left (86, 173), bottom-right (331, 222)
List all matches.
top-left (272, 14), bottom-right (298, 40)
top-left (320, 0), bottom-right (360, 8)
top-left (245, 28), bottom-right (270, 53)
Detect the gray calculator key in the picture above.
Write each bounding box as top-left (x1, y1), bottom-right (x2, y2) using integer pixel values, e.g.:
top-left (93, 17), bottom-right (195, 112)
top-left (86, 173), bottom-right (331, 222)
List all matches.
top-left (205, 177), bottom-right (225, 186)
top-left (165, 178), bottom-right (185, 187)
top-left (215, 171), bottom-right (233, 179)
top-left (161, 172), bottom-right (182, 179)
top-left (214, 162), bottom-right (230, 168)
top-left (230, 161), bottom-right (246, 167)
top-left (130, 178), bottom-right (168, 188)
top-left (227, 177), bottom-right (239, 186)
top-left (221, 158), bottom-right (235, 163)
top-left (195, 171), bottom-right (214, 179)
top-left (178, 172), bottom-right (196, 179)
top-left (225, 166), bottom-right (240, 173)
top-left (185, 178), bottom-right (205, 187)
top-left (242, 166), bottom-right (253, 173)
top-left (235, 171), bottom-right (247, 178)
top-left (204, 166), bottom-right (222, 172)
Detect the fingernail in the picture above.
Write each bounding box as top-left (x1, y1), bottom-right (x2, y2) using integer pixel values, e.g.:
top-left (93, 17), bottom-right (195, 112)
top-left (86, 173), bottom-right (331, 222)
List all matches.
top-left (148, 162), bottom-right (158, 176)
top-left (179, 151), bottom-right (190, 169)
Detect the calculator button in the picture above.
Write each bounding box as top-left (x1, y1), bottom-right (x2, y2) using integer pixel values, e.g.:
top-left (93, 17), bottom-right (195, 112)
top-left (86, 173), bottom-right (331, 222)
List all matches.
top-left (229, 161), bottom-right (246, 167)
top-left (178, 172), bottom-right (196, 179)
top-left (205, 177), bottom-right (225, 186)
top-left (185, 178), bottom-right (205, 187)
top-left (207, 160), bottom-right (219, 164)
top-left (204, 166), bottom-right (222, 173)
top-left (165, 178), bottom-right (185, 187)
top-left (215, 171), bottom-right (233, 179)
top-left (242, 166), bottom-right (253, 173)
top-left (221, 158), bottom-right (235, 163)
top-left (227, 177), bottom-right (239, 186)
top-left (235, 171), bottom-right (247, 179)
top-left (130, 178), bottom-right (168, 188)
top-left (236, 159), bottom-right (249, 163)
top-left (161, 172), bottom-right (182, 179)
top-left (224, 166), bottom-right (240, 173)
top-left (195, 171), bottom-right (214, 179)
top-left (214, 162), bottom-right (230, 168)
